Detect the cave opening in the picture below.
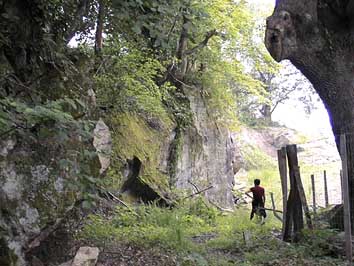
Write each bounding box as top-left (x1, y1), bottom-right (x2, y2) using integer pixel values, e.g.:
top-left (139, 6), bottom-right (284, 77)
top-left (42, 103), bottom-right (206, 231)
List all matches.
top-left (121, 157), bottom-right (163, 204)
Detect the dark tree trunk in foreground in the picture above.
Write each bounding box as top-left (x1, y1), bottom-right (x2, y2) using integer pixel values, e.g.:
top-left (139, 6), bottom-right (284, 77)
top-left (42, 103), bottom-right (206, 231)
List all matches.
top-left (265, 0), bottom-right (354, 227)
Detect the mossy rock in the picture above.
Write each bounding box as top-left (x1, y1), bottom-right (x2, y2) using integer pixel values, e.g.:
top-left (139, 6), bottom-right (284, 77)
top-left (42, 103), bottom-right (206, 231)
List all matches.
top-left (107, 112), bottom-right (175, 200)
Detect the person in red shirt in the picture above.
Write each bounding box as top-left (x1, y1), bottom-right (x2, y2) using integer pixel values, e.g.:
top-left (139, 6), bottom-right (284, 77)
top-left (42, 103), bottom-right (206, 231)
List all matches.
top-left (246, 179), bottom-right (266, 222)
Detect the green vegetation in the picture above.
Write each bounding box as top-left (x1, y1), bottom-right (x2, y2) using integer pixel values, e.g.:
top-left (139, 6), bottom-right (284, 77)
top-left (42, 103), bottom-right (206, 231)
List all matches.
top-left (241, 144), bottom-right (277, 170)
top-left (0, 0), bottom-right (281, 198)
top-left (107, 113), bottom-right (173, 195)
top-left (79, 198), bottom-right (345, 265)
top-left (0, 0), bottom-right (344, 265)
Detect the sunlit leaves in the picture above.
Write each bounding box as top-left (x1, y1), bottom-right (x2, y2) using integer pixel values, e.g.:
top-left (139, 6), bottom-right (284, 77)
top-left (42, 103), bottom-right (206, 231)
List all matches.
top-left (95, 40), bottom-right (173, 124)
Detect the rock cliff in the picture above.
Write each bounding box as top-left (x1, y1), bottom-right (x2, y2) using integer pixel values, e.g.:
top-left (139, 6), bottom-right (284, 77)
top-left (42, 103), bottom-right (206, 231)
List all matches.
top-left (108, 86), bottom-right (238, 208)
top-left (0, 123), bottom-right (102, 265)
top-left (0, 84), bottom-right (239, 265)
top-left (175, 88), bottom-right (236, 208)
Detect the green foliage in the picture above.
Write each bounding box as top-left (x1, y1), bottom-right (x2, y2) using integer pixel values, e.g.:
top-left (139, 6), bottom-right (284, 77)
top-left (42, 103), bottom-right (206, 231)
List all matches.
top-left (95, 40), bottom-right (172, 123)
top-left (0, 95), bottom-right (102, 204)
top-left (183, 0), bottom-right (268, 128)
top-left (299, 228), bottom-right (339, 257)
top-left (241, 144), bottom-right (276, 170)
top-left (80, 198), bottom-right (217, 252)
top-left (108, 113), bottom-right (173, 195)
top-left (104, 0), bottom-right (271, 128)
top-left (0, 97), bottom-right (87, 136)
top-left (80, 202), bottom-right (345, 265)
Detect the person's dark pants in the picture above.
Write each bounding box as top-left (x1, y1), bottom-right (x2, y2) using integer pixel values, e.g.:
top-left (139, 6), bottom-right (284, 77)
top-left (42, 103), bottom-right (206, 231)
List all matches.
top-left (250, 200), bottom-right (266, 220)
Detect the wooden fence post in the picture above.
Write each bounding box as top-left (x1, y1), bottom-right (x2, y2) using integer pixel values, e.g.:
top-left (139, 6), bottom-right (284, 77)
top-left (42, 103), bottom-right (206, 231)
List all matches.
top-left (294, 165), bottom-right (313, 229)
top-left (340, 134), bottom-right (352, 266)
top-left (286, 145), bottom-right (305, 241)
top-left (277, 148), bottom-right (288, 236)
top-left (311, 174), bottom-right (316, 214)
top-left (283, 189), bottom-right (294, 242)
top-left (323, 170), bottom-right (329, 207)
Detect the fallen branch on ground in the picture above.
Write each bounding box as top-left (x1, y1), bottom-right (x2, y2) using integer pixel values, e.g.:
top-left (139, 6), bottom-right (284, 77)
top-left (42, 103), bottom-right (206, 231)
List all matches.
top-left (187, 180), bottom-right (233, 212)
top-left (259, 207), bottom-right (283, 213)
top-left (246, 193), bottom-right (283, 214)
top-left (209, 200), bottom-right (234, 213)
top-left (182, 185), bottom-right (214, 200)
top-left (270, 192), bottom-right (283, 221)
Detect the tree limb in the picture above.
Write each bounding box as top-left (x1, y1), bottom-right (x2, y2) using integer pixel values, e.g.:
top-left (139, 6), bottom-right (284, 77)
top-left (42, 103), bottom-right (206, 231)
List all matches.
top-left (209, 200), bottom-right (234, 212)
top-left (185, 29), bottom-right (218, 56)
top-left (270, 192), bottom-right (283, 221)
top-left (182, 185), bottom-right (214, 200)
top-left (176, 15), bottom-right (190, 60)
top-left (188, 179), bottom-right (200, 193)
top-left (270, 88), bottom-right (297, 114)
top-left (167, 13), bottom-right (180, 45)
top-left (97, 185), bottom-right (130, 208)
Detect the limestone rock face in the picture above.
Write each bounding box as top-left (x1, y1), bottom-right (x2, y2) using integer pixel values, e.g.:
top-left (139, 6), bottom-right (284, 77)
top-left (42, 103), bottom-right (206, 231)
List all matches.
top-left (109, 88), bottom-right (239, 208)
top-left (174, 88), bottom-right (237, 208)
top-left (0, 129), bottom-right (100, 265)
top-left (71, 247), bottom-right (100, 266)
top-left (93, 118), bottom-right (112, 174)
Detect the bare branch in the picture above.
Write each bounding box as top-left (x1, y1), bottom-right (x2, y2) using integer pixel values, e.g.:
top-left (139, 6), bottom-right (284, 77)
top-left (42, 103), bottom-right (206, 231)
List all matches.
top-left (185, 29), bottom-right (218, 56)
top-left (182, 185), bottom-right (214, 200)
top-left (270, 86), bottom-right (297, 114)
top-left (167, 13), bottom-right (180, 45)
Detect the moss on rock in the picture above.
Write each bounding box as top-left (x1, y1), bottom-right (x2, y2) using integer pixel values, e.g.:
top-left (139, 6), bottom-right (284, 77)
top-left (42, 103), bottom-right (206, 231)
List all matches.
top-left (108, 112), bottom-right (175, 199)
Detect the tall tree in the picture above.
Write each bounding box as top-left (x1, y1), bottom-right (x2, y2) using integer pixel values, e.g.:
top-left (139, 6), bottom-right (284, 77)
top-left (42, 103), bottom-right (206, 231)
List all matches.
top-left (265, 0), bottom-right (354, 225)
top-left (257, 62), bottom-right (316, 122)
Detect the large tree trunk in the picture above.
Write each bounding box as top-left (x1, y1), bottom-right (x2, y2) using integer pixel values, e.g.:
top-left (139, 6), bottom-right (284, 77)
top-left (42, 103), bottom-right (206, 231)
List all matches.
top-left (260, 104), bottom-right (272, 122)
top-left (265, 0), bottom-right (354, 228)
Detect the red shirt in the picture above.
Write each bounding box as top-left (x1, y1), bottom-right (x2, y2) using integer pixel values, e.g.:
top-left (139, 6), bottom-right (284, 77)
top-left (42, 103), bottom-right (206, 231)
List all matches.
top-left (250, 186), bottom-right (265, 202)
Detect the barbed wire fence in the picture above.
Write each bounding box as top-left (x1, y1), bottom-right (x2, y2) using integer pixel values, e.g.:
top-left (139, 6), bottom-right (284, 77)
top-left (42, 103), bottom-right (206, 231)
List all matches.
top-left (277, 135), bottom-right (353, 265)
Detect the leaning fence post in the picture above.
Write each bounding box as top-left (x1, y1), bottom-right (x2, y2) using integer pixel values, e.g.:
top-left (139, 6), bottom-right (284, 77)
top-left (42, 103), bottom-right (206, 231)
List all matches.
top-left (311, 174), bottom-right (316, 214)
top-left (286, 144), bottom-right (305, 241)
top-left (294, 165), bottom-right (313, 229)
top-left (323, 170), bottom-right (329, 207)
top-left (277, 148), bottom-right (288, 236)
top-left (340, 134), bottom-right (352, 266)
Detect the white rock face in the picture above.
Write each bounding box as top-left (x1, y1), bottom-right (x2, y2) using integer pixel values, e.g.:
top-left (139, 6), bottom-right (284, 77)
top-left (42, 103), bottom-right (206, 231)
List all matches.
top-left (93, 118), bottom-right (112, 174)
top-left (71, 246), bottom-right (100, 266)
top-left (18, 204), bottom-right (40, 235)
top-left (0, 130), bottom-right (101, 265)
top-left (31, 165), bottom-right (50, 185)
top-left (0, 139), bottom-right (16, 156)
top-left (175, 88), bottom-right (237, 208)
top-left (1, 163), bottom-right (24, 200)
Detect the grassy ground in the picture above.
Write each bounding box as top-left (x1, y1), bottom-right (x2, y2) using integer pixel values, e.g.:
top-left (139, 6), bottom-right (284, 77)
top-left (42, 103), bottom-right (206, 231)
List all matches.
top-left (78, 197), bottom-right (346, 266)
top-left (76, 137), bottom-right (344, 265)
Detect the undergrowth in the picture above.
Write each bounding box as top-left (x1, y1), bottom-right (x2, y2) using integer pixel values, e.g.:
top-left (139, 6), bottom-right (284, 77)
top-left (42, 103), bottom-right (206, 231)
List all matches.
top-left (79, 196), bottom-right (345, 265)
